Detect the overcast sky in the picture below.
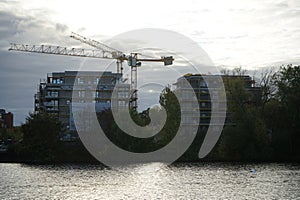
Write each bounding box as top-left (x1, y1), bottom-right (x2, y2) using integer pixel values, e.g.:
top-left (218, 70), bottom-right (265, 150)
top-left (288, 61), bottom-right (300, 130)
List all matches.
top-left (0, 0), bottom-right (300, 125)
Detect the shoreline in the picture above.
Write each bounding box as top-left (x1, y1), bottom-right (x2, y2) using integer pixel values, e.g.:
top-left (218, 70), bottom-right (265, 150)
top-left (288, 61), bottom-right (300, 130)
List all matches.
top-left (1, 156), bottom-right (299, 165)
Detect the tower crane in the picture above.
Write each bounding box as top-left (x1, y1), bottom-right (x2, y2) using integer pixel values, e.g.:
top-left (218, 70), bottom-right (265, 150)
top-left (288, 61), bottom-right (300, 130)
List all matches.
top-left (8, 32), bottom-right (174, 109)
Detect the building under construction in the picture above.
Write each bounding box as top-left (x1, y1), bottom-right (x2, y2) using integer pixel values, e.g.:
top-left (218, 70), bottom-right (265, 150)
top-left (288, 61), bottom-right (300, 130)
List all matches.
top-left (34, 71), bottom-right (130, 131)
top-left (9, 32), bottom-right (174, 112)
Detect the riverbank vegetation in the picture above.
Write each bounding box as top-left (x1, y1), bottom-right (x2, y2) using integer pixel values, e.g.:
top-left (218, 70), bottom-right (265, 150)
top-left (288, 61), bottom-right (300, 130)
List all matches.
top-left (215, 64), bottom-right (300, 161)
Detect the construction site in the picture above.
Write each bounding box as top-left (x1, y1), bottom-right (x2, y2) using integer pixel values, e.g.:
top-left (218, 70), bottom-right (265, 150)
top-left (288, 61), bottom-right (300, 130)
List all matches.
top-left (8, 32), bottom-right (174, 132)
top-left (8, 32), bottom-right (261, 133)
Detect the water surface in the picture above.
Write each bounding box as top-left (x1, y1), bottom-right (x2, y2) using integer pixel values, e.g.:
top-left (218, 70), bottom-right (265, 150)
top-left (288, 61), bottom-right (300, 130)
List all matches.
top-left (0, 162), bottom-right (299, 199)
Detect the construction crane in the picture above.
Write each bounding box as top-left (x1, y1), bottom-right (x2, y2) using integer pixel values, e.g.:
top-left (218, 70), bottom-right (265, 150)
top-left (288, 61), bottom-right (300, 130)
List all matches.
top-left (8, 32), bottom-right (174, 109)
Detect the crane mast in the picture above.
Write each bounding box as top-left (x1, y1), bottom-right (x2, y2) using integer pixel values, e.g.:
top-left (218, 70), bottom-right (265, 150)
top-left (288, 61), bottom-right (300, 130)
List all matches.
top-left (8, 32), bottom-right (174, 110)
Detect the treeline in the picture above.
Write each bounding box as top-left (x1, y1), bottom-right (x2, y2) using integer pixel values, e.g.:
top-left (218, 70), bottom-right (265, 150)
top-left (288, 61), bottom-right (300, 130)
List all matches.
top-left (213, 64), bottom-right (300, 161)
top-left (98, 64), bottom-right (300, 162)
top-left (3, 113), bottom-right (97, 163)
top-left (2, 64), bottom-right (299, 163)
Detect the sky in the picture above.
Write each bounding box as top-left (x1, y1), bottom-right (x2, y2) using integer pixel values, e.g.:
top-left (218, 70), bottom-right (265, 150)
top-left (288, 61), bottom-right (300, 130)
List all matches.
top-left (0, 0), bottom-right (300, 125)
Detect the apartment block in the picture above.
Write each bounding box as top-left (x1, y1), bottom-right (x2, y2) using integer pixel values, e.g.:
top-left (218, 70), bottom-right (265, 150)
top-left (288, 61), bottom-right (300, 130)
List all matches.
top-left (35, 71), bottom-right (130, 131)
top-left (175, 74), bottom-right (261, 131)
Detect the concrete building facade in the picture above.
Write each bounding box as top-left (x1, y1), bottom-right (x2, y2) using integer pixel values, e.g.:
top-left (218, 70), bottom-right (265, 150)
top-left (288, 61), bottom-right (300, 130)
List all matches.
top-left (35, 71), bottom-right (130, 131)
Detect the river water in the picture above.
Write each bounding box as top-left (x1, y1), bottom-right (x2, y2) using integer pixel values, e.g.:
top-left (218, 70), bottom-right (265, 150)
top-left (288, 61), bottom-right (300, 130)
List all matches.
top-left (0, 162), bottom-right (299, 199)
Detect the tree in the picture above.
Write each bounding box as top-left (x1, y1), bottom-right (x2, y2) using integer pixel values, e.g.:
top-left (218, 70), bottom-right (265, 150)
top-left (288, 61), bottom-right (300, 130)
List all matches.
top-left (273, 65), bottom-right (300, 157)
top-left (20, 112), bottom-right (62, 162)
top-left (95, 86), bottom-right (181, 155)
top-left (263, 99), bottom-right (291, 159)
top-left (158, 86), bottom-right (181, 144)
top-left (217, 70), bottom-right (272, 161)
top-left (258, 67), bottom-right (278, 112)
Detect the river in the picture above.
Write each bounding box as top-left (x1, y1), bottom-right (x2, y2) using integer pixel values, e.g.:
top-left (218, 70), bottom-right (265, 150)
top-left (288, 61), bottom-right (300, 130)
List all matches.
top-left (0, 162), bottom-right (299, 199)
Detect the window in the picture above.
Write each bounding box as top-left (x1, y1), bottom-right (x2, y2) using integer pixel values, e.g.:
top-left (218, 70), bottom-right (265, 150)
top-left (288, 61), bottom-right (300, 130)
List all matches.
top-left (201, 89), bottom-right (208, 94)
top-left (211, 91), bottom-right (218, 100)
top-left (48, 100), bottom-right (59, 110)
top-left (190, 80), bottom-right (198, 88)
top-left (94, 78), bottom-right (100, 85)
top-left (78, 91), bottom-right (85, 98)
top-left (87, 80), bottom-right (92, 84)
top-left (118, 91), bottom-right (129, 98)
top-left (77, 77), bottom-right (85, 84)
top-left (53, 91), bottom-right (58, 97)
top-left (200, 81), bottom-right (207, 87)
top-left (46, 91), bottom-right (58, 97)
top-left (118, 101), bottom-right (126, 106)
top-left (52, 78), bottom-right (63, 84)
top-left (183, 116), bottom-right (189, 124)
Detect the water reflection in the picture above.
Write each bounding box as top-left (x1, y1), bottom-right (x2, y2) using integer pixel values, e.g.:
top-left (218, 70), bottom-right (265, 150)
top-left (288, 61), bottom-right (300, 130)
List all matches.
top-left (0, 163), bottom-right (299, 199)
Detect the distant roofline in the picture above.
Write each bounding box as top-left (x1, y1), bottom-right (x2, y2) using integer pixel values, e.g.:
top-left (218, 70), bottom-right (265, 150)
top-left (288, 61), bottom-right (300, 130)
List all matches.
top-left (47, 71), bottom-right (122, 78)
top-left (182, 73), bottom-right (251, 77)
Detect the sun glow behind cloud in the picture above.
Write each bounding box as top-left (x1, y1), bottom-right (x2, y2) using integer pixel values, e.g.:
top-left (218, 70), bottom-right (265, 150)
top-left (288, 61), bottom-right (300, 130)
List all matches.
top-left (9, 0), bottom-right (300, 69)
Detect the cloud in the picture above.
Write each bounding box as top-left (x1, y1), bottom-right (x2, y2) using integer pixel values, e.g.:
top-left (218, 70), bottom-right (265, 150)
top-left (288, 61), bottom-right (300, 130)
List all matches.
top-left (0, 3), bottom-right (76, 50)
top-left (0, 11), bottom-right (23, 40)
top-left (55, 23), bottom-right (68, 33)
top-left (0, 5), bottom-right (103, 125)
